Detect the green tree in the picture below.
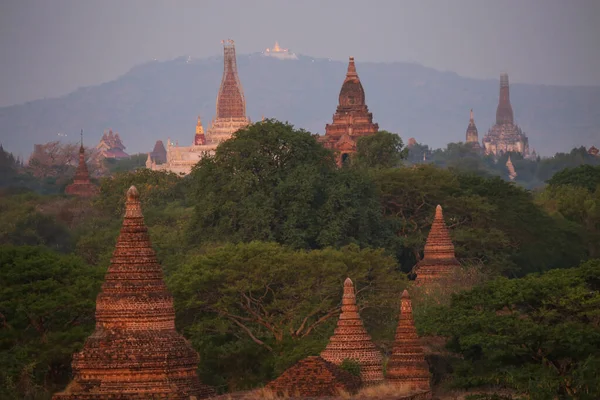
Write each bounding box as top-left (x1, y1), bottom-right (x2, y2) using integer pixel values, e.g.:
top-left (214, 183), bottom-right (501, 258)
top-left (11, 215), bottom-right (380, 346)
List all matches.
top-left (168, 241), bottom-right (405, 390)
top-left (187, 120), bottom-right (391, 250)
top-left (0, 246), bottom-right (103, 399)
top-left (547, 164), bottom-right (600, 193)
top-left (418, 260), bottom-right (600, 399)
top-left (353, 130), bottom-right (407, 169)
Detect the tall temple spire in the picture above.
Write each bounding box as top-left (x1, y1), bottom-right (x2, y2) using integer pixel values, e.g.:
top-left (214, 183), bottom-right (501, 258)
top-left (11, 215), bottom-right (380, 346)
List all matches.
top-left (216, 39), bottom-right (247, 120)
top-left (414, 205), bottom-right (460, 285)
top-left (386, 290), bottom-right (431, 392)
top-left (496, 73), bottom-right (514, 125)
top-left (65, 130), bottom-right (99, 197)
top-left (53, 186), bottom-right (214, 399)
top-left (320, 278), bottom-right (384, 385)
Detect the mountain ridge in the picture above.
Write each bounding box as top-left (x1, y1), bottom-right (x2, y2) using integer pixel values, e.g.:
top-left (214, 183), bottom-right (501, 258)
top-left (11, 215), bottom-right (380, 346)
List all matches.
top-left (1, 53), bottom-right (598, 157)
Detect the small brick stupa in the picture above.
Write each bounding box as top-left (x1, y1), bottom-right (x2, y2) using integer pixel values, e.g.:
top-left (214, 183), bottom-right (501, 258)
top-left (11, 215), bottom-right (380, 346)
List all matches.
top-left (320, 278), bottom-right (384, 385)
top-left (266, 356), bottom-right (361, 397)
top-left (65, 133), bottom-right (98, 197)
top-left (414, 205), bottom-right (460, 285)
top-left (53, 186), bottom-right (214, 399)
top-left (386, 290), bottom-right (431, 392)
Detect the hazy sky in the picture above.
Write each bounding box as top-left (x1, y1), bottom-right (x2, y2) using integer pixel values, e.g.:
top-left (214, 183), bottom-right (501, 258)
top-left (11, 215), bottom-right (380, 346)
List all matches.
top-left (1, 0), bottom-right (599, 107)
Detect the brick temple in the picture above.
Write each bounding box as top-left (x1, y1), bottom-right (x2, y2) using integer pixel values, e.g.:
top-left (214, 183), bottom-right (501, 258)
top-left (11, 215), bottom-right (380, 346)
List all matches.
top-left (319, 57), bottom-right (379, 166)
top-left (320, 278), bottom-right (384, 385)
top-left (65, 133), bottom-right (99, 197)
top-left (53, 186), bottom-right (214, 399)
top-left (482, 74), bottom-right (531, 157)
top-left (414, 205), bottom-right (460, 285)
top-left (266, 356), bottom-right (361, 397)
top-left (386, 290), bottom-right (431, 393)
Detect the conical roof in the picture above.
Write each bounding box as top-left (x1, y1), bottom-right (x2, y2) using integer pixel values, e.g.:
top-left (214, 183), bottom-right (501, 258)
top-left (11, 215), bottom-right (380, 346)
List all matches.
top-left (320, 278), bottom-right (384, 384)
top-left (415, 205), bottom-right (460, 285)
top-left (386, 290), bottom-right (431, 391)
top-left (338, 57), bottom-right (366, 107)
top-left (53, 186), bottom-right (214, 399)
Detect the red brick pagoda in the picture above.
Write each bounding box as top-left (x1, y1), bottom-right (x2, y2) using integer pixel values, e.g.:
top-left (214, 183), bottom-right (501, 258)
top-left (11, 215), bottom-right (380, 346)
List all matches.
top-left (386, 290), bottom-right (431, 392)
top-left (414, 205), bottom-right (460, 285)
top-left (320, 278), bottom-right (384, 385)
top-left (266, 356), bottom-right (361, 397)
top-left (53, 186), bottom-right (214, 399)
top-left (319, 57), bottom-right (379, 166)
top-left (65, 132), bottom-right (99, 197)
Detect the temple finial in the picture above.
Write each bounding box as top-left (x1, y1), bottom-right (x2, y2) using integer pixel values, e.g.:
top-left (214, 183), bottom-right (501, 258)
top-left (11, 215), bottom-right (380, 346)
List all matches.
top-left (127, 185), bottom-right (140, 201)
top-left (470, 109), bottom-right (474, 121)
top-left (435, 204), bottom-right (443, 219)
top-left (346, 57), bottom-right (357, 77)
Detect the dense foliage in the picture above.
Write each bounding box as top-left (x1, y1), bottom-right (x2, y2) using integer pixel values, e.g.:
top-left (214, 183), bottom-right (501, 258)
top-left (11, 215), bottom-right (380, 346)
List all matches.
top-left (0, 120), bottom-right (598, 398)
top-left (418, 260), bottom-right (600, 399)
top-left (0, 246), bottom-right (103, 399)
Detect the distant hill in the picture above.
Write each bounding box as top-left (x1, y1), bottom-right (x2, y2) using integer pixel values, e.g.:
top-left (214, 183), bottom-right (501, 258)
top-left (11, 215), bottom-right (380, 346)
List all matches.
top-left (1, 54), bottom-right (599, 157)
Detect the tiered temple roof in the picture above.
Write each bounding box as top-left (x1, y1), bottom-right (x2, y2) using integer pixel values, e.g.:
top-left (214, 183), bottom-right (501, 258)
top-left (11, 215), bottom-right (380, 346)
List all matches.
top-left (386, 290), bottom-right (431, 392)
top-left (65, 134), bottom-right (98, 197)
top-left (320, 278), bottom-right (384, 385)
top-left (465, 109), bottom-right (480, 149)
top-left (96, 129), bottom-right (129, 159)
top-left (53, 186), bottom-right (214, 399)
top-left (266, 356), bottom-right (361, 397)
top-left (319, 57), bottom-right (379, 166)
top-left (482, 74), bottom-right (530, 157)
top-left (415, 205), bottom-right (460, 285)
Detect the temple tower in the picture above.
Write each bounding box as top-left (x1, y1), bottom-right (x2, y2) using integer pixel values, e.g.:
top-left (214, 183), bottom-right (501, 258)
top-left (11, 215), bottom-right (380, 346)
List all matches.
top-left (386, 290), bottom-right (431, 392)
top-left (53, 186), bottom-right (214, 399)
top-left (194, 116), bottom-right (207, 145)
top-left (496, 73), bottom-right (514, 125)
top-left (415, 205), bottom-right (460, 285)
top-left (320, 278), bottom-right (384, 385)
top-left (206, 39), bottom-right (251, 143)
top-left (465, 109), bottom-right (480, 149)
top-left (482, 74), bottom-right (530, 157)
top-left (65, 131), bottom-right (99, 197)
top-left (319, 57), bottom-right (379, 166)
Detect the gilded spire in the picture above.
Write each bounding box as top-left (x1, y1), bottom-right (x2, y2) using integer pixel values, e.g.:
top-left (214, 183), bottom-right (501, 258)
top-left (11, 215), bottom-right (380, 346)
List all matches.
top-left (320, 277), bottom-right (384, 384)
top-left (386, 290), bottom-right (431, 391)
top-left (414, 205), bottom-right (460, 285)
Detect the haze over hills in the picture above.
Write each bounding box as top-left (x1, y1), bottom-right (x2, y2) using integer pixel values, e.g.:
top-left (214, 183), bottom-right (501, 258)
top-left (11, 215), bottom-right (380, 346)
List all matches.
top-left (1, 53), bottom-right (599, 158)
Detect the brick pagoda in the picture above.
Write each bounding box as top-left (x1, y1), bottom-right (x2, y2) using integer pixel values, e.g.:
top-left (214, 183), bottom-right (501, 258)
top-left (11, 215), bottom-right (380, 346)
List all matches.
top-left (319, 57), bottom-right (379, 166)
top-left (53, 186), bottom-right (214, 399)
top-left (65, 133), bottom-right (99, 197)
top-left (386, 290), bottom-right (431, 392)
top-left (266, 356), bottom-right (361, 397)
top-left (414, 205), bottom-right (460, 285)
top-left (320, 278), bottom-right (384, 385)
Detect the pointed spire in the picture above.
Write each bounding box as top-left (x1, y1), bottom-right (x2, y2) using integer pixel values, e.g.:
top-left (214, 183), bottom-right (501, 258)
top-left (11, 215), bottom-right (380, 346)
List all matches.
top-left (54, 186), bottom-right (215, 399)
top-left (469, 109), bottom-right (474, 122)
top-left (466, 109), bottom-right (480, 146)
top-left (346, 57), bottom-right (358, 78)
top-left (65, 130), bottom-right (98, 197)
top-left (496, 73), bottom-right (514, 125)
top-left (79, 129), bottom-right (84, 152)
top-left (386, 290), bottom-right (431, 391)
top-left (320, 278), bottom-right (384, 385)
top-left (414, 205), bottom-right (460, 285)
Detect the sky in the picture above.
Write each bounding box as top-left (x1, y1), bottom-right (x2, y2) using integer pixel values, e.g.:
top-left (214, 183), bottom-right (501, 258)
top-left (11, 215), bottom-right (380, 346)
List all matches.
top-left (0, 0), bottom-right (599, 107)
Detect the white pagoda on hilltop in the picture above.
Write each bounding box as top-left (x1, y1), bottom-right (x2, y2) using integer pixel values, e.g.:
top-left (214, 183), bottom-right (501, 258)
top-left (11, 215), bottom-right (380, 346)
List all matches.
top-left (261, 41), bottom-right (298, 60)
